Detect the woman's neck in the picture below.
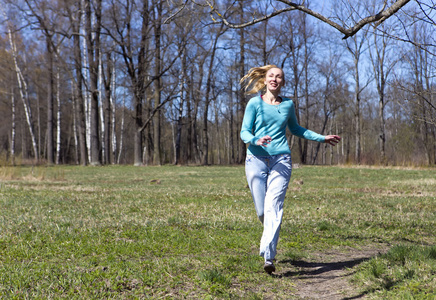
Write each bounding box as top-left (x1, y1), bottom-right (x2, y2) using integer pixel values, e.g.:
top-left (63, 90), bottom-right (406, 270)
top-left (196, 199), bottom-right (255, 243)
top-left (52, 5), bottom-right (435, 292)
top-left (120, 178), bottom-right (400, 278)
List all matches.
top-left (262, 91), bottom-right (281, 105)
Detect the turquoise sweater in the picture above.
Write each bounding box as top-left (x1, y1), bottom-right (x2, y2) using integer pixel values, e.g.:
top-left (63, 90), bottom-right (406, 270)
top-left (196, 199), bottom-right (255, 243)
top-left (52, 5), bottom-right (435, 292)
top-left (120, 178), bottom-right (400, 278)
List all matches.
top-left (240, 95), bottom-right (325, 156)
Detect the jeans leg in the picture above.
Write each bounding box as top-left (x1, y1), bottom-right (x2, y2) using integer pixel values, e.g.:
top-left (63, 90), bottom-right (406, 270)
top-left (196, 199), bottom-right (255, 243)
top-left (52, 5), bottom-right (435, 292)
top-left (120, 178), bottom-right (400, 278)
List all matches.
top-left (245, 155), bottom-right (268, 223)
top-left (259, 155), bottom-right (292, 261)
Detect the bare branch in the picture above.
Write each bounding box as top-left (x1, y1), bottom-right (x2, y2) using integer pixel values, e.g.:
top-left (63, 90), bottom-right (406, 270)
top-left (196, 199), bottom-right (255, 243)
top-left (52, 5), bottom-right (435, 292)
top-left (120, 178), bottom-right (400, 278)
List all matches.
top-left (203, 0), bottom-right (412, 39)
top-left (205, 0), bottom-right (296, 27)
top-left (416, 0), bottom-right (436, 26)
top-left (164, 0), bottom-right (189, 24)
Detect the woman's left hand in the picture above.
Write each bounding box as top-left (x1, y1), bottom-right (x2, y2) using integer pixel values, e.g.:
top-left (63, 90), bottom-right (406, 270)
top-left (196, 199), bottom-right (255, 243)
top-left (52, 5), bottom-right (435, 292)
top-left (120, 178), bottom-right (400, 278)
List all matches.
top-left (324, 135), bottom-right (341, 146)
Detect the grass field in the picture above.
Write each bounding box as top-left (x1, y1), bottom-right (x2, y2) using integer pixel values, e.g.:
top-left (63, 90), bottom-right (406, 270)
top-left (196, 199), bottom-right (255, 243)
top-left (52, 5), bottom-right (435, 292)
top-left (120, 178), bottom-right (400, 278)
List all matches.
top-left (0, 165), bottom-right (435, 299)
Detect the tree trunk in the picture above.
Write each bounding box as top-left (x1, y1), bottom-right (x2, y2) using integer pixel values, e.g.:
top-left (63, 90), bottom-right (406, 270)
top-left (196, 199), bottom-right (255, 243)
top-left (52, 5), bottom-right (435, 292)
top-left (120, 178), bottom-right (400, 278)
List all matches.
top-left (193, 57), bottom-right (204, 164)
top-left (369, 28), bottom-right (395, 166)
top-left (132, 0), bottom-right (151, 166)
top-left (6, 22), bottom-right (39, 162)
top-left (99, 55), bottom-right (106, 164)
top-left (72, 9), bottom-right (88, 166)
top-left (85, 0), bottom-right (102, 166)
top-left (71, 85), bottom-right (79, 165)
top-left (378, 92), bottom-right (386, 164)
top-left (289, 23), bottom-right (305, 164)
top-left (229, 79), bottom-right (235, 164)
top-left (349, 37), bottom-right (365, 165)
top-left (134, 89), bottom-right (144, 166)
top-left (11, 91), bottom-right (16, 165)
top-left (175, 46), bottom-right (186, 165)
top-left (237, 7), bottom-right (246, 164)
top-left (186, 70), bottom-right (193, 163)
top-left (303, 20), bottom-right (310, 164)
top-left (354, 74), bottom-right (361, 165)
top-left (110, 56), bottom-right (117, 164)
top-left (214, 97), bottom-right (221, 164)
top-left (117, 97), bottom-right (125, 164)
top-left (55, 63), bottom-right (62, 164)
top-left (102, 53), bottom-right (112, 164)
top-left (153, 1), bottom-right (163, 165)
top-left (202, 24), bottom-right (223, 165)
top-left (37, 93), bottom-right (41, 161)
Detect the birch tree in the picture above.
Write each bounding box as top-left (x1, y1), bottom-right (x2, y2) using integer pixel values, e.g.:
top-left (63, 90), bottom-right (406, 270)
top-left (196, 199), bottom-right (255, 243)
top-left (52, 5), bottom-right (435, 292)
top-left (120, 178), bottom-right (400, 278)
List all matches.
top-left (11, 90), bottom-right (16, 165)
top-left (84, 0), bottom-right (102, 166)
top-left (21, 0), bottom-right (59, 165)
top-left (105, 0), bottom-right (150, 166)
top-left (66, 0), bottom-right (88, 165)
top-left (3, 12), bottom-right (39, 162)
top-left (55, 62), bottom-right (61, 164)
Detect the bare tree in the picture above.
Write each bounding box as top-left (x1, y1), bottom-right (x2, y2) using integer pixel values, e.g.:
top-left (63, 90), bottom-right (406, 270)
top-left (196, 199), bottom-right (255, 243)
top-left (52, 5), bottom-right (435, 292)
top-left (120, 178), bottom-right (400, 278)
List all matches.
top-left (105, 0), bottom-right (183, 165)
top-left (84, 0), bottom-right (102, 166)
top-left (21, 0), bottom-right (74, 165)
top-left (152, 0), bottom-right (163, 165)
top-left (3, 11), bottom-right (39, 162)
top-left (368, 22), bottom-right (399, 164)
top-left (101, 51), bottom-right (115, 164)
top-left (345, 31), bottom-right (370, 164)
top-left (236, 2), bottom-right (247, 164)
top-left (65, 0), bottom-right (88, 165)
top-left (279, 11), bottom-right (316, 164)
top-left (174, 42), bottom-right (187, 165)
top-left (201, 23), bottom-right (226, 165)
top-left (104, 0), bottom-right (150, 166)
top-left (402, 26), bottom-right (436, 164)
top-left (312, 53), bottom-right (343, 164)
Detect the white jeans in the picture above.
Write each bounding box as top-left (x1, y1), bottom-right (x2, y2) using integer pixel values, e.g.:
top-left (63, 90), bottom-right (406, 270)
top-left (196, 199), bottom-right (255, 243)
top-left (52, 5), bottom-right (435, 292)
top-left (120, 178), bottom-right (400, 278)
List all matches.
top-left (245, 154), bottom-right (292, 261)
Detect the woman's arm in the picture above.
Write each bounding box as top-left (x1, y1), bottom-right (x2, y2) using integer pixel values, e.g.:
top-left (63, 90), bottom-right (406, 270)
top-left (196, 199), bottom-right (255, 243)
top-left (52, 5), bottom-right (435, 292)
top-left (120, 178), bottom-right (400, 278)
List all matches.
top-left (240, 101), bottom-right (260, 145)
top-left (287, 101), bottom-right (325, 142)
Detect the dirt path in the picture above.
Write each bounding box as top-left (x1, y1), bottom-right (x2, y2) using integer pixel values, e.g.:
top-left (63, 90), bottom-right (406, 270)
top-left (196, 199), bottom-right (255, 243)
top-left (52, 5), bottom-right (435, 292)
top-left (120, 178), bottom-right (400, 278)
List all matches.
top-left (276, 246), bottom-right (388, 300)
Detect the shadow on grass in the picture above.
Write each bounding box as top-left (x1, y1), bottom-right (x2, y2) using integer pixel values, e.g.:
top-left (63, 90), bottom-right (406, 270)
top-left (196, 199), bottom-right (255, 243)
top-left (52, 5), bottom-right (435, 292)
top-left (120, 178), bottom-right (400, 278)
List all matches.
top-left (271, 255), bottom-right (381, 299)
top-left (278, 257), bottom-right (370, 277)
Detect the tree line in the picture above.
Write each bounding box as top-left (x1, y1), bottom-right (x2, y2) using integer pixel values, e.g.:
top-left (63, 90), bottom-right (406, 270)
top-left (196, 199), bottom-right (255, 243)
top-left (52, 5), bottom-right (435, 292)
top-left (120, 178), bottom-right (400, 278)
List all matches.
top-left (0, 0), bottom-right (435, 166)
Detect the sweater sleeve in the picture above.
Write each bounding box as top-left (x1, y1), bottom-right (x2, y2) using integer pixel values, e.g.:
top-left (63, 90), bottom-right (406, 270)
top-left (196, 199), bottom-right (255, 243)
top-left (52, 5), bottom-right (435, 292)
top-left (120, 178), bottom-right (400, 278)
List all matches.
top-left (240, 101), bottom-right (259, 146)
top-left (287, 101), bottom-right (325, 142)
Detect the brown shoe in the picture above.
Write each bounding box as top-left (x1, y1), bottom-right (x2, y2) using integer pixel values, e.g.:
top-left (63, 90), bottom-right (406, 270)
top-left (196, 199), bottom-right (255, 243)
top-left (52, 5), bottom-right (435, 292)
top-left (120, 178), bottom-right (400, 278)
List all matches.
top-left (264, 261), bottom-right (275, 274)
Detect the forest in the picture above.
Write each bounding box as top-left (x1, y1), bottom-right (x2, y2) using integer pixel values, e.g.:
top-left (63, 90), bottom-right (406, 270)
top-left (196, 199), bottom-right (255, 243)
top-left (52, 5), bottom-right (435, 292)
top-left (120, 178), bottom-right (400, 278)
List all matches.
top-left (0, 0), bottom-right (435, 167)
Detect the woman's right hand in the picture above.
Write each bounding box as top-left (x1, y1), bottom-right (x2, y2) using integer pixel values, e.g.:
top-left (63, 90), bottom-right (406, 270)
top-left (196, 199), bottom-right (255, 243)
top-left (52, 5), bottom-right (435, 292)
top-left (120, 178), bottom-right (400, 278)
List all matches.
top-left (256, 135), bottom-right (272, 147)
top-left (324, 135), bottom-right (341, 146)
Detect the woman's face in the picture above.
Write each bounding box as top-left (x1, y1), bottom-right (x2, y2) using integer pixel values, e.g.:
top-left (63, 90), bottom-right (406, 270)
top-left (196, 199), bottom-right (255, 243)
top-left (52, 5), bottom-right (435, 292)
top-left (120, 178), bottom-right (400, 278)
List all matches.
top-left (264, 68), bottom-right (284, 93)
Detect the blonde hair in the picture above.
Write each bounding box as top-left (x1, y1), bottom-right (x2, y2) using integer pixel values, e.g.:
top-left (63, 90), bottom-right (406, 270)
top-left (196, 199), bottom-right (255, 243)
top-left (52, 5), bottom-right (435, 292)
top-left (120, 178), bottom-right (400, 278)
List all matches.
top-left (240, 65), bottom-right (284, 95)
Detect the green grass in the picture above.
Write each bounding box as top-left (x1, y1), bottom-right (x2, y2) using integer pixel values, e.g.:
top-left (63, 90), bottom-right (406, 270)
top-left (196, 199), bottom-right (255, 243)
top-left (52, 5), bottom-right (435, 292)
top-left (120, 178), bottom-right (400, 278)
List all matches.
top-left (0, 165), bottom-right (435, 299)
top-left (352, 245), bottom-right (436, 299)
